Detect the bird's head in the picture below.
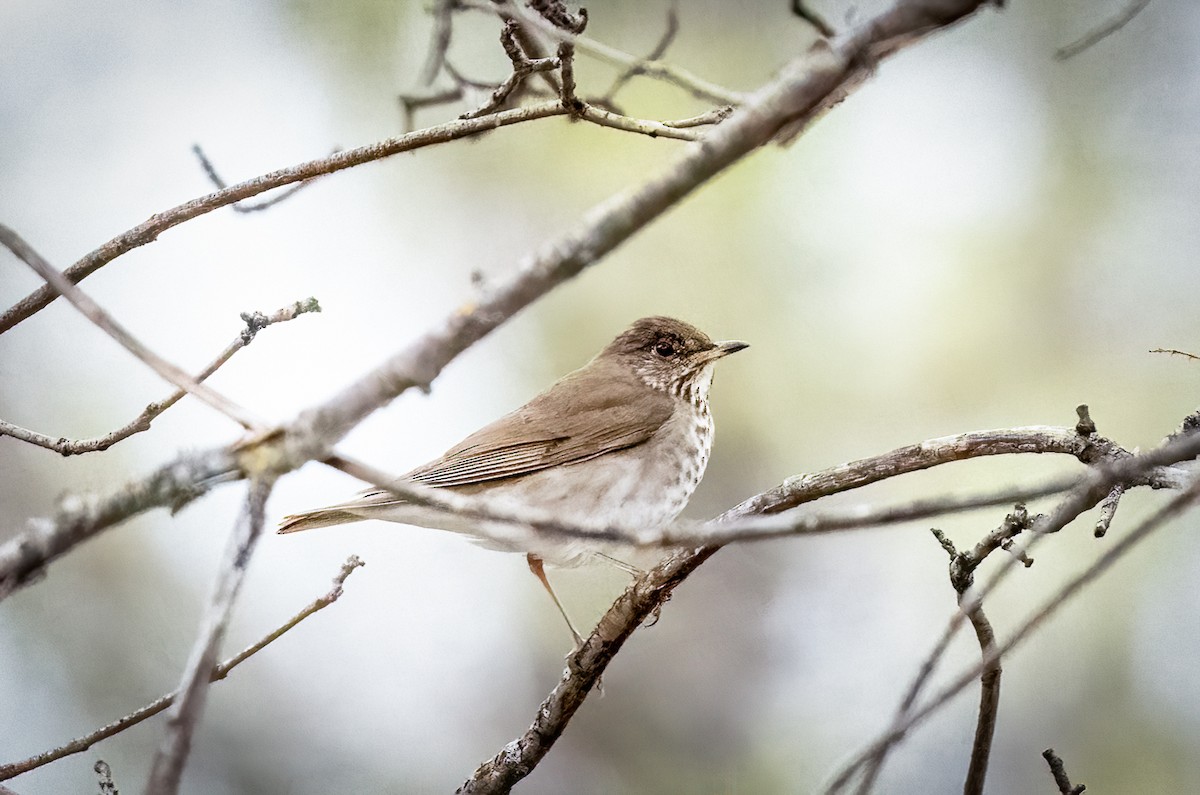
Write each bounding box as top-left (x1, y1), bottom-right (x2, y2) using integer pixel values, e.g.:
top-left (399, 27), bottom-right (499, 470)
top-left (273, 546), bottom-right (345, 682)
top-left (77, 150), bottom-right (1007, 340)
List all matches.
top-left (600, 316), bottom-right (748, 401)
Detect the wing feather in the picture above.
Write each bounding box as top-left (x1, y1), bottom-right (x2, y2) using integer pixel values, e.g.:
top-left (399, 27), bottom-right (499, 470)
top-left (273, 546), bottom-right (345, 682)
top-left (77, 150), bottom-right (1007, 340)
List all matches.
top-left (400, 358), bottom-right (673, 489)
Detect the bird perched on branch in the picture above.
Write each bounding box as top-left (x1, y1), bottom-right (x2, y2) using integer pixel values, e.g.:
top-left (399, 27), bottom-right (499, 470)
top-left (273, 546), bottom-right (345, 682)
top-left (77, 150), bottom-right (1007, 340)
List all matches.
top-left (279, 316), bottom-right (748, 646)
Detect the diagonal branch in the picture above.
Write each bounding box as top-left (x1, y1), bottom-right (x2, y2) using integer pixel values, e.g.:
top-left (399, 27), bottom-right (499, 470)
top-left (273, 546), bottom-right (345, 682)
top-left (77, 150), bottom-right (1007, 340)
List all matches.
top-left (1055, 0), bottom-right (1151, 60)
top-left (0, 298), bottom-right (320, 456)
top-left (145, 477), bottom-right (274, 795)
top-left (0, 223), bottom-right (261, 430)
top-left (826, 474), bottom-right (1200, 793)
top-left (460, 421), bottom-right (1200, 793)
top-left (0, 555), bottom-right (363, 782)
top-left (0, 102), bottom-right (570, 335)
top-left (192, 145), bottom-right (324, 213)
top-left (1, 0), bottom-right (1000, 645)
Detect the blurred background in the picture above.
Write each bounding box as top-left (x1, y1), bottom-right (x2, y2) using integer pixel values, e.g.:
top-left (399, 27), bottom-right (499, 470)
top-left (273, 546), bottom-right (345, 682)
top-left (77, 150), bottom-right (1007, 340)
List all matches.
top-left (3, 0), bottom-right (1199, 792)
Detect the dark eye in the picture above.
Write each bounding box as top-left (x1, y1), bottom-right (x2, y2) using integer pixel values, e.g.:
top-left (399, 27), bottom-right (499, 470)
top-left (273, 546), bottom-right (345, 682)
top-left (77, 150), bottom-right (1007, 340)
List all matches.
top-left (654, 340), bottom-right (677, 357)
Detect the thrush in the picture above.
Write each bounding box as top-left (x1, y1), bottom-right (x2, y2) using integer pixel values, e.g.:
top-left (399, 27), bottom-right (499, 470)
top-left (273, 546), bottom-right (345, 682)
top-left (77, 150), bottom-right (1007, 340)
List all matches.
top-left (279, 316), bottom-right (747, 644)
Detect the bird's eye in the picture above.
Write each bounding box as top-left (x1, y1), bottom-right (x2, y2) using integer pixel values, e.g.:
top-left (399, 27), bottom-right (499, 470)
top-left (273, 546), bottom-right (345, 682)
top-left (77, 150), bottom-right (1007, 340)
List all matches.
top-left (654, 340), bottom-right (677, 357)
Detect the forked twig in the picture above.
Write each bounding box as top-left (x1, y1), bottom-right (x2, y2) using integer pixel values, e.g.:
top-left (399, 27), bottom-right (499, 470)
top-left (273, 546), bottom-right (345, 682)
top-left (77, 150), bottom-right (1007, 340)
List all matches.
top-left (0, 556), bottom-right (364, 781)
top-left (0, 299), bottom-right (320, 456)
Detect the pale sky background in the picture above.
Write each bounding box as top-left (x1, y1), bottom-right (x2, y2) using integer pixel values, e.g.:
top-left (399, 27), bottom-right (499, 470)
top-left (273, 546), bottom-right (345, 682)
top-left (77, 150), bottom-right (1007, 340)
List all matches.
top-left (3, 1), bottom-right (1200, 793)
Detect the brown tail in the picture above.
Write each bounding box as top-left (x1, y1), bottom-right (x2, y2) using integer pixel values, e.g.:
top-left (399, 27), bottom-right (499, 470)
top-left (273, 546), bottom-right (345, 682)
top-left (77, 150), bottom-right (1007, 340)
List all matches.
top-left (277, 509), bottom-right (365, 534)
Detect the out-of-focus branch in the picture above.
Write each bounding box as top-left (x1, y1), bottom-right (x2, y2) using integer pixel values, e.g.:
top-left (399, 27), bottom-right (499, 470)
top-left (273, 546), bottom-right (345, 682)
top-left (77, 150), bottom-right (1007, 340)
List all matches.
top-left (601, 3), bottom-right (679, 104)
top-left (192, 145), bottom-right (324, 213)
top-left (1056, 0), bottom-right (1151, 60)
top-left (0, 223), bottom-right (261, 430)
top-left (145, 478), bottom-right (273, 795)
top-left (0, 555), bottom-right (363, 782)
top-left (0, 299), bottom-right (320, 456)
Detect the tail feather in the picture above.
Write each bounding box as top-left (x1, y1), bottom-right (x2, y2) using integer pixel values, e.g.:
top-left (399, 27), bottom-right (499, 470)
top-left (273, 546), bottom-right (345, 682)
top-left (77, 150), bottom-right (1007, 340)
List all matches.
top-left (277, 509), bottom-right (364, 534)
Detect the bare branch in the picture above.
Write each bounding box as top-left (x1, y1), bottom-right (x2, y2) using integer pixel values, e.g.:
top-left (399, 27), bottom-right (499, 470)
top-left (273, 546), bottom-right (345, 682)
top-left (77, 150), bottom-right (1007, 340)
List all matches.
top-left (576, 105), bottom-right (701, 141)
top-left (398, 87), bottom-right (465, 132)
top-left (459, 57), bottom-right (560, 119)
top-left (1093, 483), bottom-right (1125, 537)
top-left (0, 223), bottom-right (262, 430)
top-left (662, 106), bottom-right (734, 128)
top-left (0, 101), bottom-right (570, 335)
top-left (1043, 748), bottom-right (1087, 794)
top-left (1056, 0), bottom-right (1151, 60)
top-left (601, 3), bottom-right (679, 103)
top-left (858, 509), bottom-right (1028, 792)
top-left (0, 299), bottom-right (320, 456)
top-left (192, 145), bottom-right (322, 213)
top-left (1149, 347), bottom-right (1200, 361)
top-left (0, 555), bottom-right (362, 781)
top-left (826, 475), bottom-right (1200, 793)
top-left (467, 0), bottom-right (747, 105)
top-left (792, 0), bottom-right (837, 38)
top-left (557, 41), bottom-right (581, 112)
top-left (418, 0), bottom-right (456, 84)
top-left (146, 477), bottom-right (274, 795)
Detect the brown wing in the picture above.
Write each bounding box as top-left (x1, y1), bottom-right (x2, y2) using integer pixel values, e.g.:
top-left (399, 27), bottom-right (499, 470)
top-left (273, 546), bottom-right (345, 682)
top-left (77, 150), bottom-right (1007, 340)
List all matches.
top-left (401, 357), bottom-right (673, 489)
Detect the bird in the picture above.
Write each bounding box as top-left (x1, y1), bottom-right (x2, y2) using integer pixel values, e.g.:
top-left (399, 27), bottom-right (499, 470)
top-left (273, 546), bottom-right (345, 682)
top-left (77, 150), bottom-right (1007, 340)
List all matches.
top-left (279, 316), bottom-right (748, 645)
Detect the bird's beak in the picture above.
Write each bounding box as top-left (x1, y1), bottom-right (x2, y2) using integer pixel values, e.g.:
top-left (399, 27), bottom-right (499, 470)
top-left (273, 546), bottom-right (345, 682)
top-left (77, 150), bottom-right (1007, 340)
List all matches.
top-left (712, 340), bottom-right (749, 358)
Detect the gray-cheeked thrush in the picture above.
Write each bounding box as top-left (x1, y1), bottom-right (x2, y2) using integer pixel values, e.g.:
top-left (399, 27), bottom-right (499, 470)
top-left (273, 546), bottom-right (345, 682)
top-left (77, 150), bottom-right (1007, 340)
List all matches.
top-left (279, 316), bottom-right (748, 644)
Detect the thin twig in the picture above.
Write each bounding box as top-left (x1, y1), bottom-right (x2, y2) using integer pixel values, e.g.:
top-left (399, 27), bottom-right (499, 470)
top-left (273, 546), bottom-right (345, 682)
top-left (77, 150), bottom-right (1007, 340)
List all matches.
top-left (1055, 0), bottom-right (1151, 60)
top-left (1149, 347), bottom-right (1200, 361)
top-left (0, 102), bottom-right (571, 335)
top-left (857, 509), bottom-right (1030, 794)
top-left (467, 0), bottom-right (746, 105)
top-left (398, 87), bottom-right (464, 132)
top-left (0, 555), bottom-right (363, 781)
top-left (662, 106), bottom-right (734, 128)
top-left (419, 0), bottom-right (456, 84)
top-left (192, 145), bottom-right (323, 213)
top-left (145, 478), bottom-right (274, 795)
top-left (602, 3), bottom-right (679, 103)
top-left (0, 223), bottom-right (262, 430)
top-left (1093, 483), bottom-right (1125, 537)
top-left (825, 476), bottom-right (1200, 793)
top-left (0, 299), bottom-right (320, 456)
top-left (576, 105), bottom-right (700, 141)
top-left (557, 41), bottom-right (581, 113)
top-left (317, 427), bottom-right (1185, 555)
top-left (458, 57), bottom-right (559, 119)
top-left (1043, 748), bottom-right (1086, 794)
top-left (792, 0), bottom-right (837, 38)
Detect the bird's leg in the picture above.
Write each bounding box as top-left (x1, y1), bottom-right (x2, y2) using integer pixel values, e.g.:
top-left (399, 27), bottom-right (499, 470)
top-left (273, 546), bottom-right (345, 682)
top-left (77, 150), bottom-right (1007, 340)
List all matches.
top-left (591, 551), bottom-right (644, 578)
top-left (526, 553), bottom-right (584, 649)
